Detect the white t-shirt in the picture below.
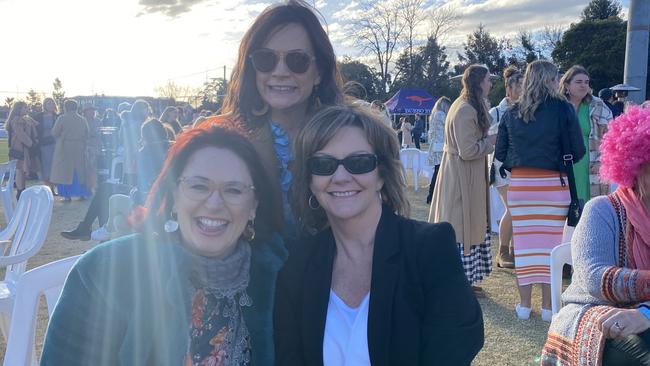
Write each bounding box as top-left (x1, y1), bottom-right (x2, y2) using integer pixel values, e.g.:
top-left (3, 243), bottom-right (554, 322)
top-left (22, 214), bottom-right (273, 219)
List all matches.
top-left (323, 290), bottom-right (371, 366)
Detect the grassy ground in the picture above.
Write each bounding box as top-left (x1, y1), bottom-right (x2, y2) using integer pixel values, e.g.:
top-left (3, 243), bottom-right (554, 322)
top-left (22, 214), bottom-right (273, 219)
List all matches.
top-left (405, 174), bottom-right (548, 366)
top-left (0, 139), bottom-right (8, 164)
top-left (0, 174), bottom-right (550, 365)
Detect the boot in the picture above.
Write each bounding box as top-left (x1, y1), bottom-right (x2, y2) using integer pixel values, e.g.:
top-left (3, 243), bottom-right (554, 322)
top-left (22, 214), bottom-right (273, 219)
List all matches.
top-left (496, 245), bottom-right (515, 269)
top-left (61, 225), bottom-right (91, 241)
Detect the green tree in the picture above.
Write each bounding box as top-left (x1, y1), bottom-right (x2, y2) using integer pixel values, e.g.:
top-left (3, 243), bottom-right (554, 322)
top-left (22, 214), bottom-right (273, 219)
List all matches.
top-left (52, 78), bottom-right (65, 110)
top-left (4, 97), bottom-right (15, 109)
top-left (582, 0), bottom-right (622, 21)
top-left (455, 24), bottom-right (506, 75)
top-left (26, 89), bottom-right (43, 113)
top-left (552, 17), bottom-right (626, 93)
top-left (338, 58), bottom-right (381, 101)
top-left (198, 78), bottom-right (227, 112)
top-left (392, 36), bottom-right (452, 97)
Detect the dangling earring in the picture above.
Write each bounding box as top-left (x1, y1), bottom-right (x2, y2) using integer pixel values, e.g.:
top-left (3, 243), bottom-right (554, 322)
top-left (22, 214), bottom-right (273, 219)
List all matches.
top-left (308, 194), bottom-right (320, 210)
top-left (164, 212), bottom-right (179, 233)
top-left (243, 218), bottom-right (256, 241)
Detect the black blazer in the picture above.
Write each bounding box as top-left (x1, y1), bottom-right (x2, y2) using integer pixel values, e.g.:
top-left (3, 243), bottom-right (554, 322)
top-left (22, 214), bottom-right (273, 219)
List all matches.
top-left (274, 207), bottom-right (484, 366)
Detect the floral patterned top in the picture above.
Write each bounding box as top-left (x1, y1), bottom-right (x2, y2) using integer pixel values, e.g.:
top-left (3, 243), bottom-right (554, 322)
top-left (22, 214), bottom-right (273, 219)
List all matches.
top-left (186, 290), bottom-right (252, 366)
top-left (270, 123), bottom-right (295, 234)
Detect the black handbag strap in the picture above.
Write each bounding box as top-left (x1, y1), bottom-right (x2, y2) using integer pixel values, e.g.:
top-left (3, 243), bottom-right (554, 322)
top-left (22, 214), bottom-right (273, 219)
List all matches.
top-left (558, 116), bottom-right (579, 203)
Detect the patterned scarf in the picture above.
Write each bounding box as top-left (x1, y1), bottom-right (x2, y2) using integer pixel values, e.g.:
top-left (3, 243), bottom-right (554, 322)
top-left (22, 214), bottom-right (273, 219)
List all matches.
top-left (186, 240), bottom-right (253, 366)
top-left (617, 187), bottom-right (650, 270)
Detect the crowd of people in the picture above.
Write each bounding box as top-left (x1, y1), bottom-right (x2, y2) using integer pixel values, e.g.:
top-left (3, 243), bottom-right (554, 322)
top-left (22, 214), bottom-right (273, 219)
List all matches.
top-left (2, 0), bottom-right (648, 365)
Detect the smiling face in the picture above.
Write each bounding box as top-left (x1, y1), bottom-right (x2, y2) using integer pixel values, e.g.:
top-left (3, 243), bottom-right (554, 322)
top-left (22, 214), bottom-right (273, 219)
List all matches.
top-left (309, 126), bottom-right (383, 224)
top-left (567, 73), bottom-right (590, 101)
top-left (173, 146), bottom-right (258, 258)
top-left (255, 23), bottom-right (321, 121)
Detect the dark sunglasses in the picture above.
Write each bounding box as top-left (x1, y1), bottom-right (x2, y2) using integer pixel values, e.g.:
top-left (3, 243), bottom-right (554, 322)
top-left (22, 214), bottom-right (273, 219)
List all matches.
top-left (249, 48), bottom-right (315, 74)
top-left (308, 154), bottom-right (379, 176)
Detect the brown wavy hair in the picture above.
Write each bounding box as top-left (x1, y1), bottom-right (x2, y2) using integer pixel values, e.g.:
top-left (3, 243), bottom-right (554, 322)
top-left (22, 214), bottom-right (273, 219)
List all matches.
top-left (460, 64), bottom-right (490, 134)
top-left (221, 0), bottom-right (343, 129)
top-left (517, 60), bottom-right (565, 123)
top-left (292, 102), bottom-right (409, 231)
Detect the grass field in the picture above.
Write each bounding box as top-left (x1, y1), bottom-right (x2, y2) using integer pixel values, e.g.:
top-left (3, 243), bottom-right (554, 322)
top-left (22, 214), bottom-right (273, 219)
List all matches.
top-left (0, 139), bottom-right (8, 163)
top-left (0, 171), bottom-right (550, 365)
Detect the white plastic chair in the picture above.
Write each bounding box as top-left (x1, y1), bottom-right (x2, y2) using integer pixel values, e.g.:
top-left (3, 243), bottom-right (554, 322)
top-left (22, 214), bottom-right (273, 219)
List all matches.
top-left (3, 255), bottom-right (80, 366)
top-left (106, 155), bottom-right (124, 184)
top-left (418, 151), bottom-right (435, 180)
top-left (0, 160), bottom-right (17, 224)
top-left (550, 242), bottom-right (572, 315)
top-left (400, 148), bottom-right (422, 191)
top-left (0, 185), bottom-right (54, 342)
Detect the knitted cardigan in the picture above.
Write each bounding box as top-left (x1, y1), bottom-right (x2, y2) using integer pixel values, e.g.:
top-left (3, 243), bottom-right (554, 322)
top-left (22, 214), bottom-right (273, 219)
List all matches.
top-left (540, 192), bottom-right (650, 365)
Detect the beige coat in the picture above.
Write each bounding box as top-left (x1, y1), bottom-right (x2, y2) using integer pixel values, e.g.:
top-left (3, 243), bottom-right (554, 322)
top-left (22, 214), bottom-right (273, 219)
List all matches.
top-left (50, 112), bottom-right (89, 185)
top-left (428, 98), bottom-right (493, 255)
top-left (6, 116), bottom-right (40, 174)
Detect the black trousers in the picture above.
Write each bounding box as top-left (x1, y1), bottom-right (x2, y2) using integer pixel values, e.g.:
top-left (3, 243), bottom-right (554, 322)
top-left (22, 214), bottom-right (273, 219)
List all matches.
top-left (412, 131), bottom-right (421, 149)
top-left (79, 182), bottom-right (132, 231)
top-left (603, 329), bottom-right (650, 365)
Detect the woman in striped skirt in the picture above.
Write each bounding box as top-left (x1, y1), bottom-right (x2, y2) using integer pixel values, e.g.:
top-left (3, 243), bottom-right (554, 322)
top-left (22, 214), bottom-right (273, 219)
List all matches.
top-left (495, 60), bottom-right (586, 321)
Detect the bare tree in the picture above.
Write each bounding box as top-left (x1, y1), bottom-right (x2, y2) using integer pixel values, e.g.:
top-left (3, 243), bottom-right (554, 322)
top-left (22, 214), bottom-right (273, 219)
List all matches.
top-left (154, 81), bottom-right (199, 102)
top-left (399, 0), bottom-right (427, 72)
top-left (540, 25), bottom-right (564, 59)
top-left (347, 0), bottom-right (407, 97)
top-left (427, 3), bottom-right (461, 44)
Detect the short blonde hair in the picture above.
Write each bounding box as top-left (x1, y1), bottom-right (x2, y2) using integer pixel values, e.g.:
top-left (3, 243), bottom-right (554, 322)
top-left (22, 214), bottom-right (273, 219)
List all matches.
top-left (293, 102), bottom-right (409, 231)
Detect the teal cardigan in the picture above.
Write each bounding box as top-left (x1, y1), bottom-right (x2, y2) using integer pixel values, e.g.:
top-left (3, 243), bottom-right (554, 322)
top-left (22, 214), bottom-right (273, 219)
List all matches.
top-left (41, 233), bottom-right (287, 366)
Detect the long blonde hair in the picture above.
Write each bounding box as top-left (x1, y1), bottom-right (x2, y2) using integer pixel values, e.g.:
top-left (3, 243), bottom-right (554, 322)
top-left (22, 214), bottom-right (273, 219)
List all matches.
top-left (460, 64), bottom-right (490, 134)
top-left (518, 60), bottom-right (565, 123)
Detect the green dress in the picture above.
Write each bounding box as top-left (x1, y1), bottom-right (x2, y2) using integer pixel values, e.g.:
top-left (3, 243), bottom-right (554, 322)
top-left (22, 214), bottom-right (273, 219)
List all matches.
top-left (572, 103), bottom-right (590, 203)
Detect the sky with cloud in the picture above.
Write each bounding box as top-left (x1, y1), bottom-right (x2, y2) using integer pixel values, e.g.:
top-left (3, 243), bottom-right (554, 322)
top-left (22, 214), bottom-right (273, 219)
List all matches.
top-left (0, 0), bottom-right (630, 99)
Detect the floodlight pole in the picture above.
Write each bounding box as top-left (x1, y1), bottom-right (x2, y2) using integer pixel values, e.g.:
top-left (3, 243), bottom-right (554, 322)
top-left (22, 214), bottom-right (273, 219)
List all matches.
top-left (624, 0), bottom-right (650, 103)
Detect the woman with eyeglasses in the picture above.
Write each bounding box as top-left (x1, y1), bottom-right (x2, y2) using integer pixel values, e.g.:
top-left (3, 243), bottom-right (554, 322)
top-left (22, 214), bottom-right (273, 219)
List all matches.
top-left (199, 0), bottom-right (342, 237)
top-left (41, 124), bottom-right (287, 366)
top-left (274, 103), bottom-right (484, 365)
top-left (559, 65), bottom-right (613, 204)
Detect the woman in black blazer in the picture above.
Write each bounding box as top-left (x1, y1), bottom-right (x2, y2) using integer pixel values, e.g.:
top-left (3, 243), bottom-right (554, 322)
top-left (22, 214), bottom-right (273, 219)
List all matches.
top-left (275, 103), bottom-right (484, 366)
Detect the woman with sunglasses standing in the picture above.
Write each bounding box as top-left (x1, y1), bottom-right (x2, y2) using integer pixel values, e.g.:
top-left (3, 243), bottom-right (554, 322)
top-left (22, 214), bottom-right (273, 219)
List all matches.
top-left (274, 103), bottom-right (484, 365)
top-left (201, 0), bottom-right (342, 237)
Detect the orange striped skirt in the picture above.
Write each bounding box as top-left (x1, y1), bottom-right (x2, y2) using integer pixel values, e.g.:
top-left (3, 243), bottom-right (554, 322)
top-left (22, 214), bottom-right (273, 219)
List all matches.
top-left (508, 168), bottom-right (570, 285)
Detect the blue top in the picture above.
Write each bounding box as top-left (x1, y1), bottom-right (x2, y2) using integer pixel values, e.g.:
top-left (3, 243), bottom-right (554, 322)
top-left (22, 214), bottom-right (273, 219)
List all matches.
top-left (270, 123), bottom-right (296, 235)
top-left (41, 233), bottom-right (287, 366)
